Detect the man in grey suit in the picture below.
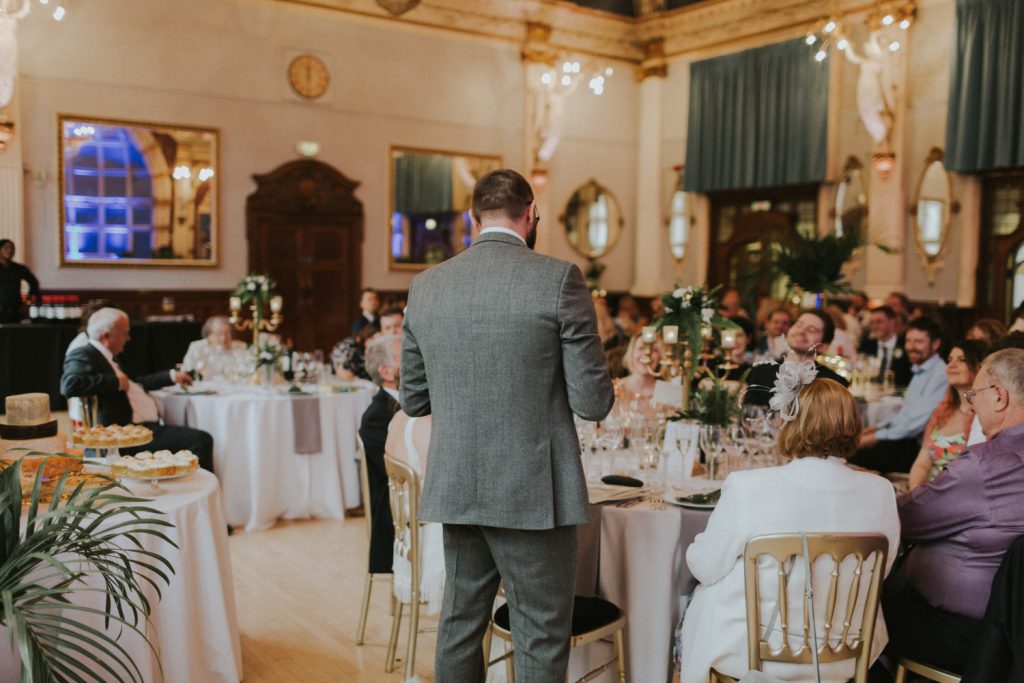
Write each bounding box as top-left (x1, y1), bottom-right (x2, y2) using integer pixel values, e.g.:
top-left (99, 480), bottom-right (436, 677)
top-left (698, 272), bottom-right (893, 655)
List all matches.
top-left (401, 169), bottom-right (614, 682)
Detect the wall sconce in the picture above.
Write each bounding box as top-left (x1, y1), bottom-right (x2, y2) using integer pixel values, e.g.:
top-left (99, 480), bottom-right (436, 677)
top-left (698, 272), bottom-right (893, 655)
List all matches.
top-left (872, 150), bottom-right (897, 180)
top-left (0, 120), bottom-right (14, 152)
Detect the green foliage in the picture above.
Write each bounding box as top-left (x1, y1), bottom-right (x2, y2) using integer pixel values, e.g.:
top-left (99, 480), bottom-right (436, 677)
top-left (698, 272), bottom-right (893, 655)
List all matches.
top-left (681, 374), bottom-right (745, 426)
top-left (0, 454), bottom-right (176, 682)
top-left (773, 226), bottom-right (896, 295)
top-left (232, 274), bottom-right (276, 306)
top-left (654, 284), bottom-right (739, 381)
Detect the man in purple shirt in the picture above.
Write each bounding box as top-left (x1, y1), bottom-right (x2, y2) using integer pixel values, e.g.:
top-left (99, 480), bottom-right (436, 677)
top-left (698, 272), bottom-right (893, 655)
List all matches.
top-left (881, 348), bottom-right (1024, 674)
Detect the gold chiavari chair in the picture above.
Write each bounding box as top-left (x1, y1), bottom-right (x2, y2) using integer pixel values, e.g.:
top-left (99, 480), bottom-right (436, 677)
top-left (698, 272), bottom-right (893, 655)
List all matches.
top-left (893, 658), bottom-right (961, 683)
top-left (710, 533), bottom-right (888, 683)
top-left (384, 453), bottom-right (437, 680)
top-left (354, 436), bottom-right (393, 646)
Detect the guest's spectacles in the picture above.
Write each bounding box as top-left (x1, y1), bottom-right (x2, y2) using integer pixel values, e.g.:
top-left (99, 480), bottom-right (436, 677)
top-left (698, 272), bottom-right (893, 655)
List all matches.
top-left (963, 384), bottom-right (998, 405)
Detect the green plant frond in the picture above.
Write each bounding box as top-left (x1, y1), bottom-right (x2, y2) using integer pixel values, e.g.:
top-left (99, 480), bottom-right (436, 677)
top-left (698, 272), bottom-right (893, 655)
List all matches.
top-left (26, 616), bottom-right (145, 683)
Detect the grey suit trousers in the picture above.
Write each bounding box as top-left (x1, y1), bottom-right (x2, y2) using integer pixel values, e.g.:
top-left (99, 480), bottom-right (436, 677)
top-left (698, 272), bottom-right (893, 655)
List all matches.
top-left (435, 523), bottom-right (578, 683)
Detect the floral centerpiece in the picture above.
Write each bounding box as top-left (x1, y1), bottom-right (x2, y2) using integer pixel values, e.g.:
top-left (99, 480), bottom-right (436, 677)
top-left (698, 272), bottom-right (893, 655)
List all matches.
top-left (252, 335), bottom-right (284, 385)
top-left (654, 284), bottom-right (738, 381)
top-left (233, 273), bottom-right (276, 307)
top-left (678, 375), bottom-right (745, 426)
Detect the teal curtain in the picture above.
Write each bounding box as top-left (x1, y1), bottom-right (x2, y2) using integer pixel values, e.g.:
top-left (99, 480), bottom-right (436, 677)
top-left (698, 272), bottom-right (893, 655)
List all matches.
top-left (683, 39), bottom-right (829, 193)
top-left (946, 0), bottom-right (1024, 173)
top-left (394, 154), bottom-right (453, 214)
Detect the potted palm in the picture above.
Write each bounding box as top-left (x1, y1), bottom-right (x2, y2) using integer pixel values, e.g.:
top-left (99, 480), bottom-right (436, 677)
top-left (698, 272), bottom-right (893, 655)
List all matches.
top-left (0, 453), bottom-right (176, 682)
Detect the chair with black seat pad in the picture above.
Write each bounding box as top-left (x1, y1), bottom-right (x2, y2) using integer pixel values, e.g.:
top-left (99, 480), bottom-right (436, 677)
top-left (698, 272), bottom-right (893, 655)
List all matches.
top-left (354, 436), bottom-right (392, 646)
top-left (486, 594), bottom-right (627, 682)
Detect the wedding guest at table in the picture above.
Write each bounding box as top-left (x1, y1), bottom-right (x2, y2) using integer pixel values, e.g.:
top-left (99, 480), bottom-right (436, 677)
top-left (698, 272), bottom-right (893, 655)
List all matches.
top-left (385, 409), bottom-right (445, 615)
top-left (0, 239), bottom-right (40, 324)
top-left (65, 299), bottom-right (115, 425)
top-left (331, 323), bottom-right (376, 381)
top-left (717, 315), bottom-right (754, 382)
top-left (852, 317), bottom-right (948, 473)
top-left (967, 331), bottom-right (1024, 446)
top-left (718, 286), bottom-right (749, 319)
top-left (753, 307), bottom-right (791, 359)
top-left (351, 287), bottom-right (380, 335)
top-left (613, 294), bottom-right (645, 337)
top-left (376, 306), bottom-right (405, 338)
top-left (60, 307), bottom-right (214, 472)
top-left (881, 348), bottom-right (1024, 676)
top-left (966, 317), bottom-right (1007, 346)
top-left (358, 334), bottom-right (403, 574)
top-left (907, 339), bottom-right (987, 489)
top-left (743, 310), bottom-right (848, 406)
top-left (615, 332), bottom-right (662, 405)
top-left (885, 291), bottom-right (911, 320)
top-left (181, 316), bottom-right (248, 380)
top-left (401, 169), bottom-right (613, 680)
top-left (680, 374), bottom-right (900, 683)
top-left (826, 304), bottom-right (857, 359)
top-left (858, 306), bottom-right (912, 388)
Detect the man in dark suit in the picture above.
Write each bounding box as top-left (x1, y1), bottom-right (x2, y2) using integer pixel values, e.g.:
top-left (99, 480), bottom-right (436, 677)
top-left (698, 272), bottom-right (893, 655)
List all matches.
top-left (358, 332), bottom-right (403, 574)
top-left (350, 288), bottom-right (380, 335)
top-left (744, 309), bottom-right (848, 405)
top-left (60, 307), bottom-right (214, 472)
top-left (858, 305), bottom-right (912, 388)
top-left (402, 169), bottom-right (614, 681)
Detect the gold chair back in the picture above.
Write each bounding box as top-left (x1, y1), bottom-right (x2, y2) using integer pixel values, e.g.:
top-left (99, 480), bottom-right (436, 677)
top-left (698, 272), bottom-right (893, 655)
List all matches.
top-left (355, 436), bottom-right (373, 541)
top-left (384, 454), bottom-right (420, 601)
top-left (743, 533), bottom-right (888, 683)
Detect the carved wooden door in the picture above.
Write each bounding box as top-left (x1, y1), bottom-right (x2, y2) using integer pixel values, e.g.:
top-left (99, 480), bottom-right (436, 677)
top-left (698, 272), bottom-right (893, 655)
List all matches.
top-left (246, 161), bottom-right (363, 352)
top-left (708, 210), bottom-right (794, 310)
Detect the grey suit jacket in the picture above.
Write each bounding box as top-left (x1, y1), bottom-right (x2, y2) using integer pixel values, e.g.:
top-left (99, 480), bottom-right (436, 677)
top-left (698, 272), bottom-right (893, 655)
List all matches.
top-left (401, 231), bottom-right (614, 530)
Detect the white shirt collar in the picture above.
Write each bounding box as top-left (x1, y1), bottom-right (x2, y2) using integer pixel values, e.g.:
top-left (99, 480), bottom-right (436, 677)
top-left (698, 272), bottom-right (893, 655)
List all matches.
top-left (880, 336), bottom-right (897, 351)
top-left (479, 226), bottom-right (526, 245)
top-left (383, 387), bottom-right (400, 401)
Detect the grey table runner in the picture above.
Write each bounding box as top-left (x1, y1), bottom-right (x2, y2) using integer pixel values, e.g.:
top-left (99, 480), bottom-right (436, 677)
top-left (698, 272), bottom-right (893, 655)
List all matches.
top-left (289, 394), bottom-right (323, 455)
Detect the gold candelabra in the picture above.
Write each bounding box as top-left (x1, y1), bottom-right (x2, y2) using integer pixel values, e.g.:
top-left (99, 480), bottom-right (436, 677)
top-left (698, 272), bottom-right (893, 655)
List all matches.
top-left (639, 325), bottom-right (694, 412)
top-left (229, 294), bottom-right (283, 346)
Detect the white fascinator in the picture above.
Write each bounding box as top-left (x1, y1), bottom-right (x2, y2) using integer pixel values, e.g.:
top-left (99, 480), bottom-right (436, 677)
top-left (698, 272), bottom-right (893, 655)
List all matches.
top-left (769, 357), bottom-right (818, 422)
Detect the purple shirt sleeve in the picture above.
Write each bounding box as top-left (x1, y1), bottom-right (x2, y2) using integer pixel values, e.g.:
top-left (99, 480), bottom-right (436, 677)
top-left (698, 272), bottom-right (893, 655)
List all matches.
top-left (898, 454), bottom-right (989, 542)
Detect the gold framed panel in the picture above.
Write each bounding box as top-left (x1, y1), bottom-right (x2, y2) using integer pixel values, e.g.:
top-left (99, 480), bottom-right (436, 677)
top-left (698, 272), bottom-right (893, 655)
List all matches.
top-left (57, 114), bottom-right (220, 268)
top-left (908, 147), bottom-right (960, 284)
top-left (387, 145), bottom-right (502, 272)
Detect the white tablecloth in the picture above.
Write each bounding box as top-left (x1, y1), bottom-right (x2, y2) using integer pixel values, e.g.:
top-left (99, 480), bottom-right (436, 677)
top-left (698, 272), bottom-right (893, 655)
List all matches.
top-left (861, 395), bottom-right (904, 429)
top-left (156, 385), bottom-right (372, 531)
top-left (0, 470), bottom-right (242, 683)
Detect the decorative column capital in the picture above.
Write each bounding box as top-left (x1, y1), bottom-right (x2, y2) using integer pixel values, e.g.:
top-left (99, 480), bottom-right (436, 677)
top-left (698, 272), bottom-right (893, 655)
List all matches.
top-left (635, 37), bottom-right (668, 81)
top-left (521, 21), bottom-right (557, 66)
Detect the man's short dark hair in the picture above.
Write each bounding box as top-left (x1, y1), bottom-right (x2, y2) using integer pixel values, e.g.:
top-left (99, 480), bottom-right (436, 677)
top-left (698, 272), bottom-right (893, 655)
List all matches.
top-left (472, 169), bottom-right (533, 224)
top-left (908, 316), bottom-right (943, 343)
top-left (802, 309), bottom-right (835, 346)
top-left (0, 239), bottom-right (12, 250)
top-left (360, 287), bottom-right (377, 296)
top-left (871, 305), bottom-right (896, 320)
top-left (379, 306), bottom-right (404, 320)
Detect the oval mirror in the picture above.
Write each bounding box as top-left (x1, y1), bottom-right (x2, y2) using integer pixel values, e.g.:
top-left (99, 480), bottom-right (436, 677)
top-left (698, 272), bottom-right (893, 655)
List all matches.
top-left (561, 179), bottom-right (624, 259)
top-left (910, 148), bottom-right (959, 283)
top-left (834, 156), bottom-right (868, 237)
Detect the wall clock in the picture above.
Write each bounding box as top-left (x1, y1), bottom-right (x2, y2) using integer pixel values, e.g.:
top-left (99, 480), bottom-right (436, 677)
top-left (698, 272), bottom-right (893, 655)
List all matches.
top-left (288, 55), bottom-right (330, 99)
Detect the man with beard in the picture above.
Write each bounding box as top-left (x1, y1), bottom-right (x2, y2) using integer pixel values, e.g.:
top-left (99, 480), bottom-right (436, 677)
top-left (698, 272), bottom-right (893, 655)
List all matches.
top-left (851, 317), bottom-right (949, 473)
top-left (401, 168), bottom-right (614, 682)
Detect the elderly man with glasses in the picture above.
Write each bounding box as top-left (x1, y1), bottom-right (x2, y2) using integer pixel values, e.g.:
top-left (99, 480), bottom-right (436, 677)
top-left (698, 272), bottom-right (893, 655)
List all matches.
top-left (878, 348), bottom-right (1024, 676)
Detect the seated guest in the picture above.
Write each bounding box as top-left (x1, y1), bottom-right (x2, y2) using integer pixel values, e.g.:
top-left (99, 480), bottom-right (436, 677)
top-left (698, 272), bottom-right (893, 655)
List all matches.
top-left (333, 307), bottom-right (404, 381)
top-left (882, 348), bottom-right (1024, 675)
top-left (826, 304), bottom-right (857, 359)
top-left (908, 340), bottom-right (987, 489)
top-left (384, 409), bottom-right (444, 615)
top-left (351, 287), bottom-right (380, 335)
top-left (718, 286), bottom-right (749, 319)
top-left (60, 307), bottom-right (214, 472)
top-left (679, 373), bottom-right (899, 683)
top-left (613, 294), bottom-right (645, 338)
top-left (966, 317), bottom-right (1007, 346)
top-left (744, 310), bottom-right (848, 406)
top-left (181, 315), bottom-right (247, 380)
top-left (717, 315), bottom-right (754, 382)
top-left (852, 317), bottom-right (948, 473)
top-left (859, 306), bottom-right (912, 388)
top-left (357, 334), bottom-right (403, 575)
top-left (614, 332), bottom-right (662, 406)
top-left (65, 299), bottom-right (114, 425)
top-left (754, 307), bottom-right (791, 359)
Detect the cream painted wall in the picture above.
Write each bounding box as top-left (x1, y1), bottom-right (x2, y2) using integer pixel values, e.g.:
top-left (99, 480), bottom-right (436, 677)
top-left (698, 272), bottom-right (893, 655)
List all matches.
top-left (14, 0), bottom-right (635, 294)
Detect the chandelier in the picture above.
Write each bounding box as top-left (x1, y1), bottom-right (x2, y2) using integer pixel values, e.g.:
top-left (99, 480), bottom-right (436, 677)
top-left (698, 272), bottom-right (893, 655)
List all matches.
top-left (376, 0), bottom-right (419, 16)
top-left (805, 1), bottom-right (916, 63)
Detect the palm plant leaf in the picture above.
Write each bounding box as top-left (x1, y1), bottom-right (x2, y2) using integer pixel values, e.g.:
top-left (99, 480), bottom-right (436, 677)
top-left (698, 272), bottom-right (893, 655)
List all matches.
top-left (0, 455), bottom-right (177, 682)
top-left (773, 225), bottom-right (896, 296)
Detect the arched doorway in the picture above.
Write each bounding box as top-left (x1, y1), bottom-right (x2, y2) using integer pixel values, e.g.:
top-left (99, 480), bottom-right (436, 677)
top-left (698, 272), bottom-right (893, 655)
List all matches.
top-left (246, 160), bottom-right (364, 352)
top-left (976, 172), bottom-right (1024, 321)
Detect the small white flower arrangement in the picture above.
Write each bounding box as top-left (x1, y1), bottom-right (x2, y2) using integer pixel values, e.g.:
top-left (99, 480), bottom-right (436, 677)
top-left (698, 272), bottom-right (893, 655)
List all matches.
top-left (233, 273), bottom-right (276, 306)
top-left (654, 284), bottom-right (739, 380)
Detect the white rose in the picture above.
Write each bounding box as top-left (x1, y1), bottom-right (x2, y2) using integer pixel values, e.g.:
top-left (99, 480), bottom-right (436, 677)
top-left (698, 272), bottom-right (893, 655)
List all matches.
top-left (701, 307), bottom-right (714, 323)
top-left (673, 288), bottom-right (687, 299)
top-left (247, 282), bottom-right (256, 291)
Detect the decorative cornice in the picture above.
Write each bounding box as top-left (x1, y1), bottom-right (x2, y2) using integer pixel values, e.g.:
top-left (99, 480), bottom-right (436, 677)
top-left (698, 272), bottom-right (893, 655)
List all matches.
top-left (635, 37), bottom-right (668, 80)
top-left (276, 0), bottom-right (885, 65)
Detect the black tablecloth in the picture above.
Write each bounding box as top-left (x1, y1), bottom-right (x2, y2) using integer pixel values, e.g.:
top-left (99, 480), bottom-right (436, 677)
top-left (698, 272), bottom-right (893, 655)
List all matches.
top-left (0, 321), bottom-right (202, 413)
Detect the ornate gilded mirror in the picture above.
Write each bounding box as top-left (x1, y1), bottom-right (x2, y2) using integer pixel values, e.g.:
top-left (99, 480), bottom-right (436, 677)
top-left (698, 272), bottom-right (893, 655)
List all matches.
top-left (834, 156), bottom-right (868, 236)
top-left (561, 179), bottom-right (624, 259)
top-left (910, 147), bottom-right (959, 283)
top-left (388, 146), bottom-right (502, 271)
top-left (58, 115), bottom-right (219, 266)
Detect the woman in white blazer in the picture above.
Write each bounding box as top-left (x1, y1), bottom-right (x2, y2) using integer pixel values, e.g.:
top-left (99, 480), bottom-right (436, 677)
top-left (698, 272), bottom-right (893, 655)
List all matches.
top-left (679, 375), bottom-right (901, 683)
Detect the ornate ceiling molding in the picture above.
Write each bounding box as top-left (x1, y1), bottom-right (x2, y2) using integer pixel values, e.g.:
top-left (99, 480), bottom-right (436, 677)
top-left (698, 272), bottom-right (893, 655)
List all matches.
top-left (276, 0), bottom-right (879, 65)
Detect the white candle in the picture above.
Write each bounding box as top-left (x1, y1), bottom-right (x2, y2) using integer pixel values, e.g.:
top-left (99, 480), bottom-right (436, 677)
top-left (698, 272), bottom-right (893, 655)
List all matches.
top-left (721, 328), bottom-right (737, 350)
top-left (270, 296), bottom-right (283, 313)
top-left (229, 296), bottom-right (241, 312)
top-left (642, 326), bottom-right (657, 343)
top-left (662, 325), bottom-right (679, 345)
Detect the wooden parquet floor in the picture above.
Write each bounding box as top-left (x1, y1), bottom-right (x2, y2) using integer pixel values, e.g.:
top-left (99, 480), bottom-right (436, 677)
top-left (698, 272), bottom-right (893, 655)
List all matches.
top-left (229, 517), bottom-right (438, 683)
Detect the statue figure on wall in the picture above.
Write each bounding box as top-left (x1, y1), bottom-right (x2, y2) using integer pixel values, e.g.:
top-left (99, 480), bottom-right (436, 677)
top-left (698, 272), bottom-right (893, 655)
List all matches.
top-left (843, 32), bottom-right (897, 144)
top-left (0, 0), bottom-right (31, 109)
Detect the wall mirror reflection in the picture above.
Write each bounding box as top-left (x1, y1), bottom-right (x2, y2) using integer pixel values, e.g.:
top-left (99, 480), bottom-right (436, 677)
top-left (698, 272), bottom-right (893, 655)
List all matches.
top-left (910, 147), bottom-right (959, 283)
top-left (667, 167), bottom-right (690, 262)
top-left (835, 156), bottom-right (868, 236)
top-left (388, 146), bottom-right (502, 271)
top-left (561, 179), bottom-right (624, 259)
top-left (58, 115), bottom-right (219, 266)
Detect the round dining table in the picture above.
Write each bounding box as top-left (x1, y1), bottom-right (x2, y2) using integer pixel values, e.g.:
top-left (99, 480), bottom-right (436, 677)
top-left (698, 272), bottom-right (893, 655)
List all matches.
top-left (154, 382), bottom-right (373, 531)
top-left (0, 469), bottom-right (242, 683)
